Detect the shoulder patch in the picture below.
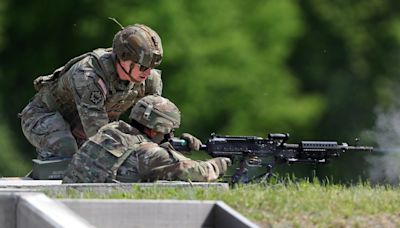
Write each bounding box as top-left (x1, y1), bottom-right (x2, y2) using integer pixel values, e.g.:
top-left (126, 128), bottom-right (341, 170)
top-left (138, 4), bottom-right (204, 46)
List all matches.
top-left (90, 91), bottom-right (103, 104)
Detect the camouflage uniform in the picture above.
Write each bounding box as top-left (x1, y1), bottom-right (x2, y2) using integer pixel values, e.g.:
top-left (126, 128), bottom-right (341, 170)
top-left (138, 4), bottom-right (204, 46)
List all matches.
top-left (63, 95), bottom-right (229, 183)
top-left (63, 120), bottom-right (224, 183)
top-left (19, 49), bottom-right (162, 159)
top-left (20, 24), bottom-right (163, 159)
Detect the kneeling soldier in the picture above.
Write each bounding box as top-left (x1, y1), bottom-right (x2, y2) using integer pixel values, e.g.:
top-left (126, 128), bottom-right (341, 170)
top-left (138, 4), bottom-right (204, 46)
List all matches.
top-left (63, 95), bottom-right (231, 183)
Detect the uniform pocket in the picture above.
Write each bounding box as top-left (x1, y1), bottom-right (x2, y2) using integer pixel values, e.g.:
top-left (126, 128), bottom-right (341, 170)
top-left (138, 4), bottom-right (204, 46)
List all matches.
top-left (30, 112), bottom-right (69, 135)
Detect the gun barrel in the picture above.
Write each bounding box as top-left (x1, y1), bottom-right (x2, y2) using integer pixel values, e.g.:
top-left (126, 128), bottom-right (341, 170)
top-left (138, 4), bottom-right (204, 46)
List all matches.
top-left (199, 144), bottom-right (208, 151)
top-left (344, 146), bottom-right (373, 152)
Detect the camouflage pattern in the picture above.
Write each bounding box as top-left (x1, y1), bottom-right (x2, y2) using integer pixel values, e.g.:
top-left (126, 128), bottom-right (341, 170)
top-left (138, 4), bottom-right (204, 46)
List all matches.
top-left (113, 24), bottom-right (163, 68)
top-left (63, 121), bottom-right (225, 183)
top-left (129, 95), bottom-right (180, 134)
top-left (20, 48), bottom-right (162, 159)
top-left (181, 132), bottom-right (202, 151)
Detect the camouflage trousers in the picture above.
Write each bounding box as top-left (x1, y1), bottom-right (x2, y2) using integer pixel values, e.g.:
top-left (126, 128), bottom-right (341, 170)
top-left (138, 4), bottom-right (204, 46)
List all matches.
top-left (19, 95), bottom-right (79, 159)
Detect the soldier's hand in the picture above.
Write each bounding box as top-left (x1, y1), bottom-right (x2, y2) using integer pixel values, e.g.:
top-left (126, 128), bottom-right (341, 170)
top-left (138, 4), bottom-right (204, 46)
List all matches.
top-left (209, 157), bottom-right (232, 175)
top-left (181, 133), bottom-right (202, 151)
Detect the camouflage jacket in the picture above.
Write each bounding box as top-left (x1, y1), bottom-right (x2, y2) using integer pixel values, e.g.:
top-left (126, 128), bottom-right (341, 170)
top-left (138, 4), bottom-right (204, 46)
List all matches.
top-left (63, 121), bottom-right (223, 183)
top-left (34, 48), bottom-right (162, 140)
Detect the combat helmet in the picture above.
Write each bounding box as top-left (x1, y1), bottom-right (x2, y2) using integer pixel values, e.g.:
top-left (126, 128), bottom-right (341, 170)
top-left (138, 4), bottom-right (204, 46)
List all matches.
top-left (112, 24), bottom-right (163, 68)
top-left (129, 95), bottom-right (180, 134)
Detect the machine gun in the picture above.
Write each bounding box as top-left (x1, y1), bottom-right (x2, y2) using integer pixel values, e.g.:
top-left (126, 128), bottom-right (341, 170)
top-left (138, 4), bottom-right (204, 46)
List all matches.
top-left (170, 133), bottom-right (373, 183)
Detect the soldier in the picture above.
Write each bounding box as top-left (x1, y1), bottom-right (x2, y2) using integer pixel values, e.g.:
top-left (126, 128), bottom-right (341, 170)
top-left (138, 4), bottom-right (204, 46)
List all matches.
top-left (19, 24), bottom-right (200, 161)
top-left (62, 95), bottom-right (231, 183)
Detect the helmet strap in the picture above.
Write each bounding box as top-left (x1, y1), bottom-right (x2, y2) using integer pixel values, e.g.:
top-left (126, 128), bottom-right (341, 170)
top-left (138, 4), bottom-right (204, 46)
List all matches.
top-left (117, 59), bottom-right (136, 82)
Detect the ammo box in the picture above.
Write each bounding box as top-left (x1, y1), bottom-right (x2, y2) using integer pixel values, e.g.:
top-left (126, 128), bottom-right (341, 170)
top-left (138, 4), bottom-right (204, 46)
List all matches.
top-left (31, 159), bottom-right (71, 180)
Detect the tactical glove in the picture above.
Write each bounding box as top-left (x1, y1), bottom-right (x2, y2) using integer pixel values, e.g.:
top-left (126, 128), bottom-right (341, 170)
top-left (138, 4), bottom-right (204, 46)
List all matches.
top-left (181, 133), bottom-right (202, 151)
top-left (209, 157), bottom-right (232, 175)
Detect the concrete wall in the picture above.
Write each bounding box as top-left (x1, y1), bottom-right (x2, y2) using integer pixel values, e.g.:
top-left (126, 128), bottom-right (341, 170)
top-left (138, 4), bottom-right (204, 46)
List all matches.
top-left (0, 180), bottom-right (229, 197)
top-left (0, 193), bottom-right (17, 228)
top-left (61, 199), bottom-right (258, 228)
top-left (0, 192), bottom-right (94, 228)
top-left (0, 192), bottom-right (258, 228)
top-left (62, 199), bottom-right (215, 228)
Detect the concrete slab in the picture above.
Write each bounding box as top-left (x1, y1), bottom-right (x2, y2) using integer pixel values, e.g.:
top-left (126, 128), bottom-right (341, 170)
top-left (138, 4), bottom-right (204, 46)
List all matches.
top-left (0, 193), bottom-right (17, 228)
top-left (17, 193), bottom-right (94, 228)
top-left (0, 192), bottom-right (94, 228)
top-left (0, 179), bottom-right (229, 196)
top-left (61, 199), bottom-right (258, 228)
top-left (0, 192), bottom-right (258, 228)
top-left (62, 199), bottom-right (215, 228)
top-left (0, 178), bottom-right (62, 186)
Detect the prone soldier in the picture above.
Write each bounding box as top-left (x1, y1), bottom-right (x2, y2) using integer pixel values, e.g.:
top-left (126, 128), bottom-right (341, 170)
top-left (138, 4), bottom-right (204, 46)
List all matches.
top-left (62, 95), bottom-right (231, 183)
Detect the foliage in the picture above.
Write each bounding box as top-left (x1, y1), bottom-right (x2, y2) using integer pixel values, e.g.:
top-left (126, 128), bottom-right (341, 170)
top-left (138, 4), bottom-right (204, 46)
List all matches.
top-left (60, 180), bottom-right (400, 227)
top-left (105, 0), bottom-right (324, 138)
top-left (0, 113), bottom-right (30, 176)
top-left (291, 1), bottom-right (400, 139)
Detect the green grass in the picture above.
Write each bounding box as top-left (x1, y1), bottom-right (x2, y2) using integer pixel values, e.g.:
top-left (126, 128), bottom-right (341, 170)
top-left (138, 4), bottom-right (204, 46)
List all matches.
top-left (60, 179), bottom-right (400, 227)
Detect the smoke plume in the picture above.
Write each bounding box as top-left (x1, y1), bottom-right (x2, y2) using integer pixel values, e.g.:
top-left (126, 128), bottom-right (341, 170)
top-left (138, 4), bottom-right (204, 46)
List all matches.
top-left (365, 105), bottom-right (400, 184)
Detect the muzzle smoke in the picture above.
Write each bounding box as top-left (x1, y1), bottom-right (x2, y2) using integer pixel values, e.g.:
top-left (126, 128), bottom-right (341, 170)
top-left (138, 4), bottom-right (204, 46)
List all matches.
top-left (365, 105), bottom-right (400, 184)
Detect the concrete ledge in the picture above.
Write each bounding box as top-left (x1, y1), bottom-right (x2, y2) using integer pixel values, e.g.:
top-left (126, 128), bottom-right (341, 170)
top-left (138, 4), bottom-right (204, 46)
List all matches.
top-left (17, 193), bottom-right (94, 228)
top-left (0, 192), bottom-right (257, 228)
top-left (0, 192), bottom-right (93, 228)
top-left (214, 201), bottom-right (257, 228)
top-left (0, 179), bottom-right (229, 196)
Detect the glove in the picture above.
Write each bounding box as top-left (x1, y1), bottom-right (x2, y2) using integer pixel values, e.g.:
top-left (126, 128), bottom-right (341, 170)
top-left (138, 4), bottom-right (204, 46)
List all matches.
top-left (209, 157), bottom-right (232, 175)
top-left (181, 133), bottom-right (202, 151)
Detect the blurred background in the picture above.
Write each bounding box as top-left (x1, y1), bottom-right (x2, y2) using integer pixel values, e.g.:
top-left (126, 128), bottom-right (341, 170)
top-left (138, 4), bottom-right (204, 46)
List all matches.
top-left (1, 0), bottom-right (400, 183)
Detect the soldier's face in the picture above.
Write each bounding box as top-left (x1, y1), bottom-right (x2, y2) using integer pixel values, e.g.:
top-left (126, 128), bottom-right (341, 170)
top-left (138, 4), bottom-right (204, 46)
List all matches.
top-left (117, 60), bottom-right (152, 82)
top-left (131, 62), bottom-right (152, 82)
top-left (144, 128), bottom-right (165, 144)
